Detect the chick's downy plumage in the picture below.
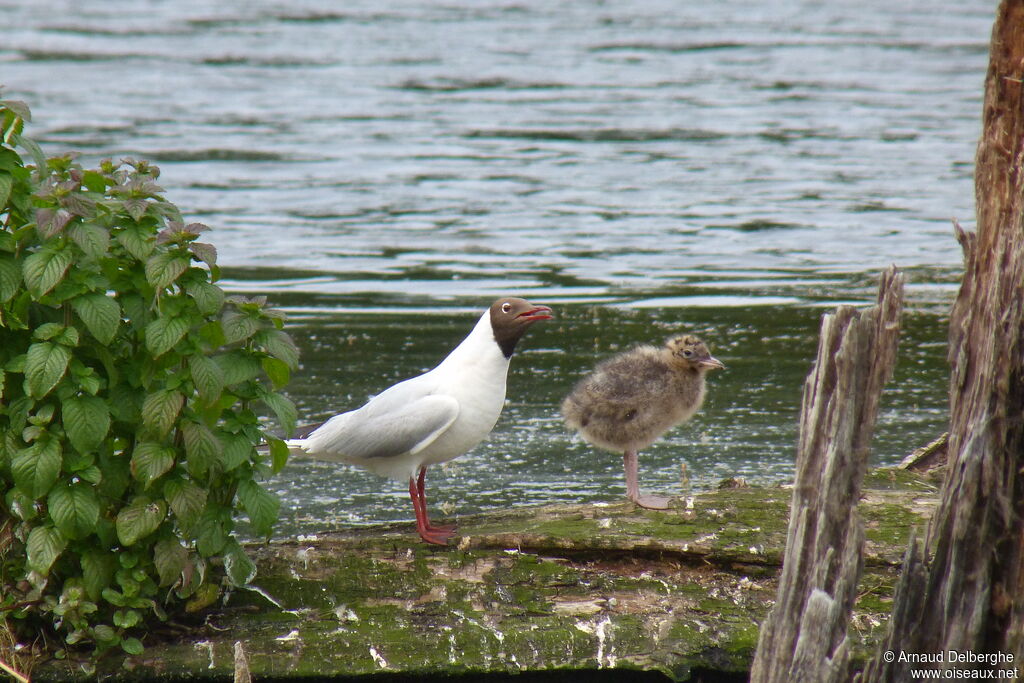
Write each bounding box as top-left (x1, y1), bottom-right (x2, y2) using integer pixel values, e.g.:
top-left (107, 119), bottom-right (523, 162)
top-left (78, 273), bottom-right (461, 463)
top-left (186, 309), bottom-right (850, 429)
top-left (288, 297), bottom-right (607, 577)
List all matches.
top-left (562, 334), bottom-right (724, 509)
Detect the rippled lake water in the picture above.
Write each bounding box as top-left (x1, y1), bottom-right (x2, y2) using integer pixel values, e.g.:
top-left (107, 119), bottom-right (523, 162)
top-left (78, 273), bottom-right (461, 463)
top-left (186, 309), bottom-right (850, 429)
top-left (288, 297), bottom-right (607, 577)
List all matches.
top-left (0, 0), bottom-right (994, 533)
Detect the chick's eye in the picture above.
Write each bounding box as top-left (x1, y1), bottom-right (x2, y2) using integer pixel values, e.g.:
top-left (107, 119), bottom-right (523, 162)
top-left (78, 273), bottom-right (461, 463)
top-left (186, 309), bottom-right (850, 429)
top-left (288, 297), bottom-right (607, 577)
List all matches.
top-left (682, 349), bottom-right (693, 357)
top-left (501, 302), bottom-right (512, 314)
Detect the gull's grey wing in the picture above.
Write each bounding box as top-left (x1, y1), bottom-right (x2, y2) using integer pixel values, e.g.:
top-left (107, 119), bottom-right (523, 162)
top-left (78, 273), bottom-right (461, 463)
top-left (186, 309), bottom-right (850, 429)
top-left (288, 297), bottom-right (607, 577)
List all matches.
top-left (295, 381), bottom-right (459, 462)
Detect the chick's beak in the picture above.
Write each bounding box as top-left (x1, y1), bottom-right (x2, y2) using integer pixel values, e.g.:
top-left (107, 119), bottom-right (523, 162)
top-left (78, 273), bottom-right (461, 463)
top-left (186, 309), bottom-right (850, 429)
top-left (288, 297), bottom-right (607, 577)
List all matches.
top-left (699, 355), bottom-right (725, 371)
top-left (518, 304), bottom-right (553, 322)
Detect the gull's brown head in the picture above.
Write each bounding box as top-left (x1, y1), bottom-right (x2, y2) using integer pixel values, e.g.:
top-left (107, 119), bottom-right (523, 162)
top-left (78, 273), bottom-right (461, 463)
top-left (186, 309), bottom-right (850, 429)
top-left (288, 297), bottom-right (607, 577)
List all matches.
top-left (489, 297), bottom-right (553, 358)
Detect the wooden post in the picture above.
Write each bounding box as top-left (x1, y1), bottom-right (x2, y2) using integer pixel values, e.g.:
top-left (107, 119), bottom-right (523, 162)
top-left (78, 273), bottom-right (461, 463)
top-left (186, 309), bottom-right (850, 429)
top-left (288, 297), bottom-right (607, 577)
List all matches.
top-left (860, 1), bottom-right (1024, 677)
top-left (750, 267), bottom-right (904, 682)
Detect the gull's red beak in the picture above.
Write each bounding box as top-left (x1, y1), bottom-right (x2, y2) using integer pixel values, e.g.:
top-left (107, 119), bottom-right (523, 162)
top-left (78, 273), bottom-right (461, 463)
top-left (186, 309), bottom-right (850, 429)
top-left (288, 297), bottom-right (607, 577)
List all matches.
top-left (518, 304), bottom-right (553, 322)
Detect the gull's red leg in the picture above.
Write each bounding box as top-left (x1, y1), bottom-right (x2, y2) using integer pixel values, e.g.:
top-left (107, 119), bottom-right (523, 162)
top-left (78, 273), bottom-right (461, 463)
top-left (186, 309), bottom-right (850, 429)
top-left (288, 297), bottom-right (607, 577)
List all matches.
top-left (408, 469), bottom-right (455, 545)
top-left (417, 467), bottom-right (456, 534)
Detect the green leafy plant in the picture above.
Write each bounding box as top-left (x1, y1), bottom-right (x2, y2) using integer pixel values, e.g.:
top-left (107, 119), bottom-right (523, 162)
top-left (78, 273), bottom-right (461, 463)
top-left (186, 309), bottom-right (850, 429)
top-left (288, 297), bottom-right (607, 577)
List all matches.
top-left (0, 96), bottom-right (298, 664)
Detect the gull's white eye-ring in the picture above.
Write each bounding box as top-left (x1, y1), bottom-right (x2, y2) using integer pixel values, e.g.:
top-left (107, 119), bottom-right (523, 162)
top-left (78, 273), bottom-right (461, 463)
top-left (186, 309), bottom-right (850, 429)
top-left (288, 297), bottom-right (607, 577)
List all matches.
top-left (501, 302), bottom-right (512, 314)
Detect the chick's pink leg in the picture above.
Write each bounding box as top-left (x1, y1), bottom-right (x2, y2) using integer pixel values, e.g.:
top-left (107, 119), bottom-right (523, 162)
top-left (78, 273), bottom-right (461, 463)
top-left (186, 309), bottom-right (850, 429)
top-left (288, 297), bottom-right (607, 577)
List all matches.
top-left (623, 450), bottom-right (672, 510)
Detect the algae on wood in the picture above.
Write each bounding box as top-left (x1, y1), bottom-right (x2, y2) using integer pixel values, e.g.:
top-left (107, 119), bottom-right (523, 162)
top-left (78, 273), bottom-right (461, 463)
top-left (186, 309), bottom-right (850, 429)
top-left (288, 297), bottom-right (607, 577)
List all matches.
top-left (33, 474), bottom-right (936, 682)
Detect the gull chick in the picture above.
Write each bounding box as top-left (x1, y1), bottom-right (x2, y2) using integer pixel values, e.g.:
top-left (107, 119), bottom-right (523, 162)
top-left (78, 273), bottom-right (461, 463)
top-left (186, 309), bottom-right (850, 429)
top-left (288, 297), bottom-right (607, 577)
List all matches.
top-left (287, 298), bottom-right (552, 545)
top-left (562, 334), bottom-right (724, 509)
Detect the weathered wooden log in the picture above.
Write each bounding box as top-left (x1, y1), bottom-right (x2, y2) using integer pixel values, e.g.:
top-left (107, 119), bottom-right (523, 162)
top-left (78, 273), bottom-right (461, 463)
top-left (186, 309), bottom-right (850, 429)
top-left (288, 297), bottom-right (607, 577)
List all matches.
top-left (860, 2), bottom-right (1024, 678)
top-left (32, 473), bottom-right (935, 682)
top-left (896, 433), bottom-right (948, 474)
top-left (750, 267), bottom-right (904, 682)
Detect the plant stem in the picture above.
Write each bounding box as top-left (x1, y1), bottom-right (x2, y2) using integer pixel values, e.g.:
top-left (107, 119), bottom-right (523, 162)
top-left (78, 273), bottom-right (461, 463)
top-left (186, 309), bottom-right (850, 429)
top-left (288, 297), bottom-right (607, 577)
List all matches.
top-left (0, 657), bottom-right (29, 683)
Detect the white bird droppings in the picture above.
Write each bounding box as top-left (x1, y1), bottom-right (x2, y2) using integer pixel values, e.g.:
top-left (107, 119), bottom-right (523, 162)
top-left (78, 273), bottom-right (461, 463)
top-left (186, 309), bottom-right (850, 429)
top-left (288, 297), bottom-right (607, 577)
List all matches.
top-left (369, 646), bottom-right (389, 669)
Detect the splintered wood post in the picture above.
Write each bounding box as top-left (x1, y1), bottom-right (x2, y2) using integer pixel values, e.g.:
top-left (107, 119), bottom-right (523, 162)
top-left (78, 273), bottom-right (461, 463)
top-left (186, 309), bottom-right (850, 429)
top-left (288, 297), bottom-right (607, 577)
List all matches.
top-left (750, 267), bottom-right (904, 683)
top-left (860, 2), bottom-right (1024, 678)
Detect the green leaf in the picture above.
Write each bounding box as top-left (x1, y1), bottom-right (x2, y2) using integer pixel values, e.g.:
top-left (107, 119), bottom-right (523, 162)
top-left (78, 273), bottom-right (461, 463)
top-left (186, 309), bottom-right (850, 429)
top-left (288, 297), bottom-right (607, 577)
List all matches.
top-left (195, 506), bottom-right (227, 556)
top-left (12, 133), bottom-right (45, 170)
top-left (78, 464), bottom-right (102, 484)
top-left (121, 636), bottom-right (144, 656)
top-left (63, 449), bottom-right (95, 473)
top-left (22, 247), bottom-right (72, 298)
top-left (115, 223), bottom-right (154, 260)
top-left (6, 395), bottom-right (31, 433)
top-left (30, 402), bottom-right (56, 425)
top-left (181, 421), bottom-right (218, 479)
top-left (114, 610), bottom-right (142, 629)
top-left (145, 315), bottom-right (189, 357)
top-left (63, 395), bottom-right (111, 454)
top-left (260, 389), bottom-right (297, 436)
top-left (0, 230), bottom-right (15, 252)
top-left (1, 99), bottom-right (32, 122)
top-left (119, 292), bottom-right (149, 328)
top-left (130, 441), bottom-right (176, 489)
top-left (71, 293), bottom-right (121, 345)
top-left (97, 451), bottom-right (131, 501)
top-left (12, 438), bottom-right (62, 499)
top-left (145, 250), bottom-right (189, 291)
top-left (75, 368), bottom-right (101, 396)
top-left (27, 525), bottom-right (65, 575)
top-left (163, 478), bottom-right (207, 532)
top-left (0, 254), bottom-right (20, 302)
top-left (153, 537), bottom-right (187, 587)
top-left (260, 357), bottom-right (290, 389)
top-left (219, 433), bottom-right (253, 472)
top-left (93, 623), bottom-right (119, 643)
top-left (123, 198), bottom-right (148, 222)
top-left (0, 170), bottom-right (12, 208)
top-left (267, 436), bottom-right (290, 474)
top-left (237, 480), bottom-right (279, 537)
top-left (55, 325), bottom-right (79, 347)
top-left (24, 341), bottom-right (71, 398)
top-left (48, 482), bottom-right (100, 540)
top-left (185, 280), bottom-right (225, 316)
top-left (197, 319), bottom-right (225, 349)
top-left (185, 583), bottom-right (220, 613)
top-left (115, 496), bottom-right (166, 546)
top-left (81, 550), bottom-right (116, 602)
top-left (32, 322), bottom-right (65, 341)
top-left (108, 383), bottom-right (141, 424)
top-left (0, 149), bottom-right (20, 175)
top-left (223, 538), bottom-right (256, 587)
top-left (260, 329), bottom-right (299, 370)
top-left (6, 487), bottom-right (37, 521)
top-left (102, 588), bottom-right (126, 607)
top-left (221, 309), bottom-right (259, 345)
top-left (82, 170), bottom-right (107, 193)
top-left (66, 222), bottom-right (110, 259)
top-left (141, 389), bottom-right (183, 438)
top-left (214, 351), bottom-right (262, 385)
top-left (188, 355), bottom-right (224, 404)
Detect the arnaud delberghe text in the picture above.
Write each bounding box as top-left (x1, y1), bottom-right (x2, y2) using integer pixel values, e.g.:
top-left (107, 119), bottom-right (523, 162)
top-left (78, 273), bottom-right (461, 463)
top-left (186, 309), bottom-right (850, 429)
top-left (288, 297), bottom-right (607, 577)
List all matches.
top-left (899, 651), bottom-right (1015, 666)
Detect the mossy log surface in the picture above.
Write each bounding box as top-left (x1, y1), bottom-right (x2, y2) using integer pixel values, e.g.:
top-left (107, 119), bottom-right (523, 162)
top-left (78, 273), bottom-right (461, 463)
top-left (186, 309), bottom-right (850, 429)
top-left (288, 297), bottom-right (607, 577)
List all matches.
top-left (36, 469), bottom-right (939, 682)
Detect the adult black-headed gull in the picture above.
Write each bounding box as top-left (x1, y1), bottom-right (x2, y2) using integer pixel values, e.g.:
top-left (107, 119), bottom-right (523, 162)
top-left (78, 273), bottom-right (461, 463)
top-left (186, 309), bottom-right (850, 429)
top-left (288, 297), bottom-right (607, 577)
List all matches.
top-left (288, 297), bottom-right (553, 545)
top-left (561, 334), bottom-right (724, 509)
